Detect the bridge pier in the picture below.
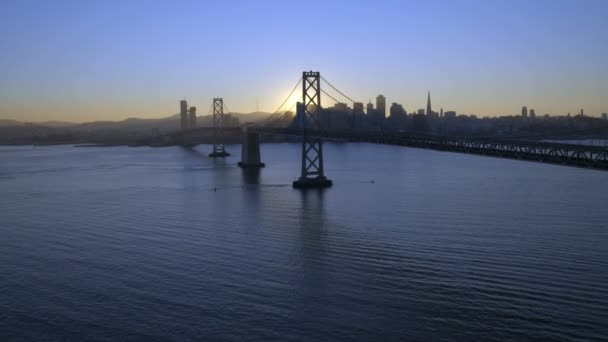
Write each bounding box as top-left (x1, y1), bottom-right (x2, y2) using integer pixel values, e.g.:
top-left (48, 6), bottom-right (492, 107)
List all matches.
top-left (238, 125), bottom-right (265, 168)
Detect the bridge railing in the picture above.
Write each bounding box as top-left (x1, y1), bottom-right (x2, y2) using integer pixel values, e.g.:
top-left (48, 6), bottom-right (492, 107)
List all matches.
top-left (174, 126), bottom-right (608, 170)
top-left (254, 127), bottom-right (608, 170)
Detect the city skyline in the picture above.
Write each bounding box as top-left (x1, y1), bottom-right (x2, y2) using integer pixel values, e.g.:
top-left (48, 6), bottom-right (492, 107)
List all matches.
top-left (3, 2), bottom-right (608, 341)
top-left (1, 0), bottom-right (607, 122)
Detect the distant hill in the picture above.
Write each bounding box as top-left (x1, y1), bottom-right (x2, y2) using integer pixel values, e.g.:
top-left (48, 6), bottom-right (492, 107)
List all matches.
top-left (0, 119), bottom-right (77, 127)
top-left (230, 112), bottom-right (273, 123)
top-left (0, 112), bottom-right (276, 144)
top-left (0, 119), bottom-right (22, 126)
top-left (74, 115), bottom-right (181, 133)
top-left (39, 121), bottom-right (77, 127)
top-left (0, 111), bottom-right (273, 129)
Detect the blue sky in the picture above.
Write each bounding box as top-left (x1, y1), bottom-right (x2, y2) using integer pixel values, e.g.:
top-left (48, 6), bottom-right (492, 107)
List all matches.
top-left (1, 0), bottom-right (607, 122)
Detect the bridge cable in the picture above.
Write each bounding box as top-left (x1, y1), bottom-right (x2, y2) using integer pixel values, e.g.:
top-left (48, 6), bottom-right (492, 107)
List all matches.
top-left (223, 102), bottom-right (232, 115)
top-left (264, 76), bottom-right (303, 126)
top-left (320, 89), bottom-right (342, 106)
top-left (321, 76), bottom-right (367, 111)
top-left (271, 76), bottom-right (302, 115)
top-left (320, 75), bottom-right (375, 130)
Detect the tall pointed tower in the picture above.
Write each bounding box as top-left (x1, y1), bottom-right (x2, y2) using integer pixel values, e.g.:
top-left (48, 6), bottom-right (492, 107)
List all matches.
top-left (426, 91), bottom-right (432, 116)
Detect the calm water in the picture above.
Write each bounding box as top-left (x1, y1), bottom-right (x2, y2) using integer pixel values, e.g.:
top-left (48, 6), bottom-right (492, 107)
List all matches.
top-left (1, 143), bottom-right (607, 341)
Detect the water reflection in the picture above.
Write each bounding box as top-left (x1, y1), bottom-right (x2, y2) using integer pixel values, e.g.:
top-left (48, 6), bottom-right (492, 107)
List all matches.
top-left (180, 145), bottom-right (207, 160)
top-left (241, 168), bottom-right (261, 185)
top-left (297, 188), bottom-right (328, 268)
top-left (294, 189), bottom-right (330, 322)
top-left (241, 168), bottom-right (261, 224)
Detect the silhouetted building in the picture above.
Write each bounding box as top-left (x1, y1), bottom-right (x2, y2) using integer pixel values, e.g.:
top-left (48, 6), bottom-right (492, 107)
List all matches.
top-left (389, 102), bottom-right (407, 120)
top-left (319, 102), bottom-right (350, 129)
top-left (426, 91), bottom-right (432, 116)
top-left (521, 106), bottom-right (528, 118)
top-left (180, 100), bottom-right (188, 130)
top-left (444, 111), bottom-right (456, 118)
top-left (580, 108), bottom-right (584, 117)
top-left (412, 112), bottom-right (429, 132)
top-left (333, 103), bottom-right (349, 112)
top-left (366, 101), bottom-right (374, 115)
top-left (293, 102), bottom-right (306, 129)
top-left (603, 113), bottom-right (607, 120)
top-left (222, 114), bottom-right (240, 127)
top-left (189, 106), bottom-right (197, 128)
top-left (376, 95), bottom-right (386, 118)
top-left (529, 109), bottom-right (536, 119)
top-left (440, 108), bottom-right (444, 118)
top-left (351, 102), bottom-right (365, 128)
top-left (353, 102), bottom-right (364, 115)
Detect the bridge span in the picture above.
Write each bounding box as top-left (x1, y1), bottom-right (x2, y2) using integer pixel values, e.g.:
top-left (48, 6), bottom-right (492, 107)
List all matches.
top-left (171, 71), bottom-right (608, 188)
top-left (175, 126), bottom-right (608, 171)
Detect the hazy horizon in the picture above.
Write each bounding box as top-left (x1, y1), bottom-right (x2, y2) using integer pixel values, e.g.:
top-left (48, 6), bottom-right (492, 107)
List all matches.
top-left (1, 0), bottom-right (607, 122)
top-left (0, 110), bottom-right (275, 125)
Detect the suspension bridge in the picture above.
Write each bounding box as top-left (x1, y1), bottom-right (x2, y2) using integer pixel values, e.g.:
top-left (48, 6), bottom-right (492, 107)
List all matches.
top-left (173, 71), bottom-right (608, 188)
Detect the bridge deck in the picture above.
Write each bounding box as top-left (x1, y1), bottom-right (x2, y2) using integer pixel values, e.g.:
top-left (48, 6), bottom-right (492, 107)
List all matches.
top-left (177, 127), bottom-right (608, 171)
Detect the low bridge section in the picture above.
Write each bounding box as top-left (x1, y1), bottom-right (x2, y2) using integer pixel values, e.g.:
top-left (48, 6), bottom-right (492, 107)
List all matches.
top-left (176, 127), bottom-right (608, 171)
top-left (276, 128), bottom-right (608, 171)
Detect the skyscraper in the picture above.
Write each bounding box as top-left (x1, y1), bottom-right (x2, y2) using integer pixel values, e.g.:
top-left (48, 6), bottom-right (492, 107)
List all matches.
top-left (353, 102), bottom-right (364, 115)
top-left (333, 103), bottom-right (349, 112)
top-left (376, 95), bottom-right (386, 119)
top-left (180, 100), bottom-right (188, 130)
top-left (426, 91), bottom-right (432, 116)
top-left (389, 103), bottom-right (406, 119)
top-left (440, 108), bottom-right (444, 118)
top-left (189, 106), bottom-right (197, 128)
top-left (521, 106), bottom-right (528, 118)
top-left (529, 109), bottom-right (536, 118)
top-left (366, 101), bottom-right (374, 115)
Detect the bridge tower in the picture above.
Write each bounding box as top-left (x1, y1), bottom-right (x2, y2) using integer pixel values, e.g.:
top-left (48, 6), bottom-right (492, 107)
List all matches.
top-left (293, 71), bottom-right (332, 188)
top-left (209, 97), bottom-right (230, 157)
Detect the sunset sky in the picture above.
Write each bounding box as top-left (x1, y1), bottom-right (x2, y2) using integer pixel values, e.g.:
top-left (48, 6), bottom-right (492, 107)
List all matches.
top-left (1, 0), bottom-right (607, 122)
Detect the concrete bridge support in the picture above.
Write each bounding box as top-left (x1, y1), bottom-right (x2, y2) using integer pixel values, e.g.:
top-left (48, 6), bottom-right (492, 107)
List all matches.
top-left (238, 126), bottom-right (265, 168)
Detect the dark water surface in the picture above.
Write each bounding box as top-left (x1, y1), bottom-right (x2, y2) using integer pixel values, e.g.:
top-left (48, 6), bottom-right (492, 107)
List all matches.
top-left (1, 143), bottom-right (607, 341)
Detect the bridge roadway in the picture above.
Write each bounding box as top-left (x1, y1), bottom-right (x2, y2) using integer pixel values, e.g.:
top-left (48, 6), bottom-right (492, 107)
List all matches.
top-left (176, 126), bottom-right (608, 171)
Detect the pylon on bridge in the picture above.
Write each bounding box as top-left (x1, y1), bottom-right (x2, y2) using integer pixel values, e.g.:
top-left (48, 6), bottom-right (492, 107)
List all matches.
top-left (209, 97), bottom-right (230, 157)
top-left (293, 71), bottom-right (332, 189)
